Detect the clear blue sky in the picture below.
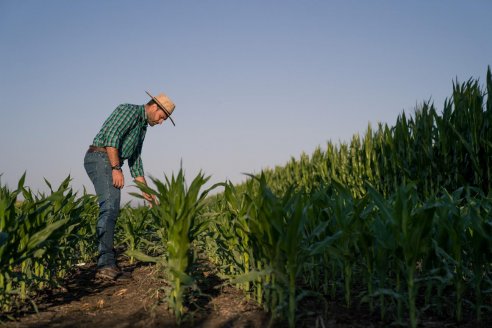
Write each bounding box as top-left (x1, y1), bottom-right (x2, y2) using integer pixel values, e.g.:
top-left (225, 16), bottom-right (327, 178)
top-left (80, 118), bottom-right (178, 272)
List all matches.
top-left (1, 0), bottom-right (491, 202)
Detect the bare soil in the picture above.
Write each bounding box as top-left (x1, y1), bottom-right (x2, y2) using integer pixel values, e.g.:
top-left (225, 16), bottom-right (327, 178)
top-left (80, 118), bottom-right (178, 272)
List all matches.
top-left (2, 258), bottom-right (268, 328)
top-left (2, 257), bottom-right (491, 328)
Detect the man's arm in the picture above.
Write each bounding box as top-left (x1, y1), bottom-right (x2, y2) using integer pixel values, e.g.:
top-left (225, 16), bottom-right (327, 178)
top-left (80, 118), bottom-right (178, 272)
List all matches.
top-left (107, 147), bottom-right (124, 189)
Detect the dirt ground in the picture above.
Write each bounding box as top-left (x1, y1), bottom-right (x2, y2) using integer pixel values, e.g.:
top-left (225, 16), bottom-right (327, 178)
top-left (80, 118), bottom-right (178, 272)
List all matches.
top-left (2, 257), bottom-right (491, 328)
top-left (2, 258), bottom-right (269, 328)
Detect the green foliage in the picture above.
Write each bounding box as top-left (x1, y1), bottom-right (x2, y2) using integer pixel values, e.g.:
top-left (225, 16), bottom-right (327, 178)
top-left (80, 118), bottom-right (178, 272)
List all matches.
top-left (130, 168), bottom-right (221, 324)
top-left (2, 67), bottom-right (492, 327)
top-left (0, 174), bottom-right (98, 313)
top-left (203, 67), bottom-right (492, 327)
top-left (258, 67), bottom-right (492, 199)
top-left (117, 205), bottom-right (152, 264)
top-left (208, 174), bottom-right (341, 327)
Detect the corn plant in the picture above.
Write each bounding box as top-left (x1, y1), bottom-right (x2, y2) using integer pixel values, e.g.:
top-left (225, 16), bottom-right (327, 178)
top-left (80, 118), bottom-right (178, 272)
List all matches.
top-left (462, 189), bottom-right (492, 322)
top-left (1, 174), bottom-right (98, 314)
top-left (323, 180), bottom-right (364, 309)
top-left (368, 183), bottom-right (437, 328)
top-left (431, 188), bottom-right (469, 321)
top-left (214, 174), bottom-right (341, 327)
top-left (117, 205), bottom-right (152, 264)
top-left (129, 168), bottom-right (220, 324)
top-left (211, 180), bottom-right (254, 295)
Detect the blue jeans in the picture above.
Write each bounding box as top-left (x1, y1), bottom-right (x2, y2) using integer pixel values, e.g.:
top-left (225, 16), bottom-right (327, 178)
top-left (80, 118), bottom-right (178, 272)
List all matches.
top-left (84, 151), bottom-right (121, 268)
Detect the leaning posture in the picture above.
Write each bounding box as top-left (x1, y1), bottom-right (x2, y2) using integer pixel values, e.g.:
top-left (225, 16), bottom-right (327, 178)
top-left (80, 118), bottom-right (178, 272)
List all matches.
top-left (84, 91), bottom-right (175, 280)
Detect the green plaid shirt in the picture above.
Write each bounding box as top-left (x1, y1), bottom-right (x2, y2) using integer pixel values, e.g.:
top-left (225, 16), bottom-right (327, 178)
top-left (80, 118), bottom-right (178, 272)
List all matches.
top-left (92, 104), bottom-right (148, 178)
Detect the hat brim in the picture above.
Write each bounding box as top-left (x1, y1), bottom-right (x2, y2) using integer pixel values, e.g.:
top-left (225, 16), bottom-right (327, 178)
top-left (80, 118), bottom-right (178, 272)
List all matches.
top-left (145, 91), bottom-right (175, 126)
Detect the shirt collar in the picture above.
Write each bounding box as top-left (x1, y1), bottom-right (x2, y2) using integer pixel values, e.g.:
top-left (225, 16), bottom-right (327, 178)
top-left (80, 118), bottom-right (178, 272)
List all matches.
top-left (140, 105), bottom-right (148, 127)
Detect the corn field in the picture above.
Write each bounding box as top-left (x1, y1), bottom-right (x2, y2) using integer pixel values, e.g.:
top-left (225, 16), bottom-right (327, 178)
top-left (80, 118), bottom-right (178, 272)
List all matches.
top-left (1, 67), bottom-right (491, 327)
top-left (0, 175), bottom-right (98, 316)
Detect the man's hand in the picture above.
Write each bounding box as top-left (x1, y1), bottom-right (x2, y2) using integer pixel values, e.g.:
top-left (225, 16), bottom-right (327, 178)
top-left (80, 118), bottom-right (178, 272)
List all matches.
top-left (106, 146), bottom-right (124, 189)
top-left (142, 191), bottom-right (157, 208)
top-left (135, 176), bottom-right (156, 207)
top-left (112, 169), bottom-right (124, 189)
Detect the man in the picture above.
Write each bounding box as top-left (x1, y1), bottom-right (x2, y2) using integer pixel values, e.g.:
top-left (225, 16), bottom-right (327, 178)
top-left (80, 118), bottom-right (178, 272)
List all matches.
top-left (84, 91), bottom-right (176, 280)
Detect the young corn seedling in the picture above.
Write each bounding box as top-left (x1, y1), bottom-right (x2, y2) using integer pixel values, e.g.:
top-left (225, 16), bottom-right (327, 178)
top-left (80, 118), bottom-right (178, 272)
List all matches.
top-left (131, 168), bottom-right (220, 324)
top-left (118, 205), bottom-right (151, 264)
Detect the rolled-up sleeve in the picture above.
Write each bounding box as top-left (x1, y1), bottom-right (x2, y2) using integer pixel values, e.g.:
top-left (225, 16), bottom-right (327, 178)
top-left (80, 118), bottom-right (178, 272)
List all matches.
top-left (128, 153), bottom-right (144, 178)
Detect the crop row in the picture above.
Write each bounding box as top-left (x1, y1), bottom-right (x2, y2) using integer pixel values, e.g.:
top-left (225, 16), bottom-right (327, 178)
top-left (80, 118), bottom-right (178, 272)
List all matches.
top-left (1, 68), bottom-right (491, 327)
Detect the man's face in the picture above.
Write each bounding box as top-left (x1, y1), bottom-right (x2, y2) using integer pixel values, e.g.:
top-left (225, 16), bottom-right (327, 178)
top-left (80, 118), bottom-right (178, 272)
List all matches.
top-left (148, 104), bottom-right (168, 126)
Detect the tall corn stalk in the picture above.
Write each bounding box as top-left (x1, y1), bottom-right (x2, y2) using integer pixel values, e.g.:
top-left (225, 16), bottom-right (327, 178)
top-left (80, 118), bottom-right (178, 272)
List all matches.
top-left (217, 174), bottom-right (341, 327)
top-left (368, 183), bottom-right (436, 328)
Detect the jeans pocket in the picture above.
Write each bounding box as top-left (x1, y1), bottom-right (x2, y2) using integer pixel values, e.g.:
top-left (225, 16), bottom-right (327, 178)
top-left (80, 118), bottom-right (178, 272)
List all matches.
top-left (84, 152), bottom-right (109, 184)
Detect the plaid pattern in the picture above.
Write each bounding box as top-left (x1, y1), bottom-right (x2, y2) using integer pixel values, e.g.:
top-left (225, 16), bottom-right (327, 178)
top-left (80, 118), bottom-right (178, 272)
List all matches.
top-left (92, 104), bottom-right (147, 178)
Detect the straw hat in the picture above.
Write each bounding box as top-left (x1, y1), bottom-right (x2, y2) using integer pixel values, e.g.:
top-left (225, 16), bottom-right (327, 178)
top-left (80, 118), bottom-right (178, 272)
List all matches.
top-left (145, 91), bottom-right (176, 126)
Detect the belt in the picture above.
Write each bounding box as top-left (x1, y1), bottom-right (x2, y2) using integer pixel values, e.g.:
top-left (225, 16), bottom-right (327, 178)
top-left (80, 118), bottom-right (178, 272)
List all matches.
top-left (87, 145), bottom-right (107, 153)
